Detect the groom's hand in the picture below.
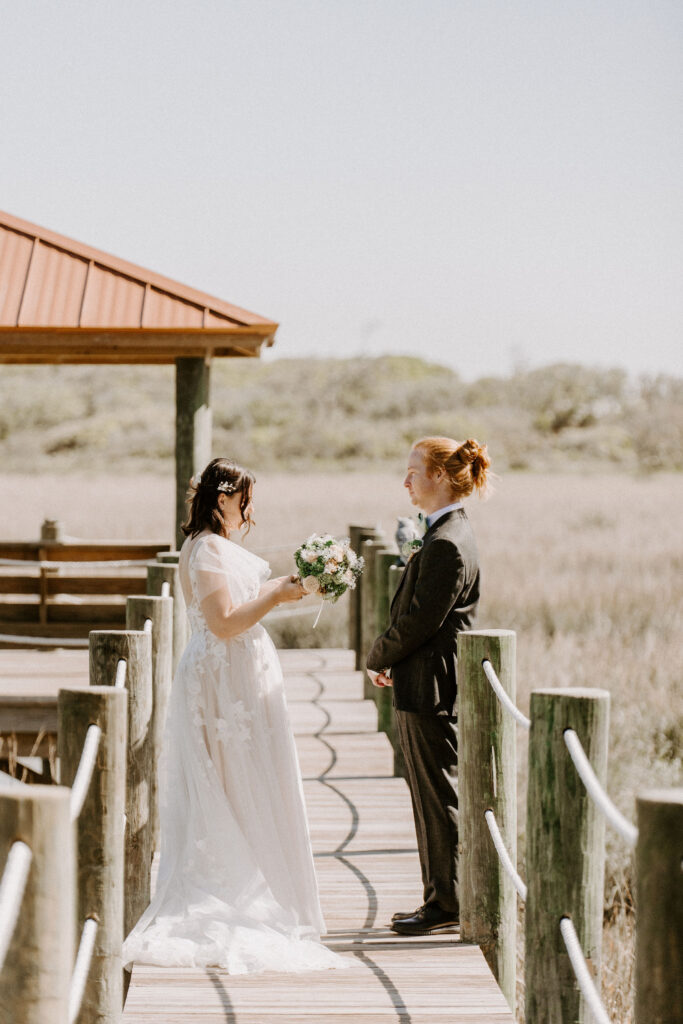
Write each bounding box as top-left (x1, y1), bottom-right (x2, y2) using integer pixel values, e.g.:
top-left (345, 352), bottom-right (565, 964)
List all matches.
top-left (367, 669), bottom-right (392, 688)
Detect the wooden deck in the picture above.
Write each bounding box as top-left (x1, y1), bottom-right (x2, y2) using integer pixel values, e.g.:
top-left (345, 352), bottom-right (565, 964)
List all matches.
top-left (0, 648), bottom-right (515, 1023)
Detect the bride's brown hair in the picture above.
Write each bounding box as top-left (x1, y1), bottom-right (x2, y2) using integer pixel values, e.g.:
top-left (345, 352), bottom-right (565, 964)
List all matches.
top-left (412, 437), bottom-right (491, 498)
top-left (181, 458), bottom-right (255, 538)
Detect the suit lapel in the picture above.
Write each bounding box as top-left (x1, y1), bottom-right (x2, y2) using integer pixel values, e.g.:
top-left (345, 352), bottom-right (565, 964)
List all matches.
top-left (389, 510), bottom-right (462, 612)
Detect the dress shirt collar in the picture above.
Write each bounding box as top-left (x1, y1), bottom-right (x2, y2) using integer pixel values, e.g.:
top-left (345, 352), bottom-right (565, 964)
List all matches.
top-left (425, 502), bottom-right (463, 530)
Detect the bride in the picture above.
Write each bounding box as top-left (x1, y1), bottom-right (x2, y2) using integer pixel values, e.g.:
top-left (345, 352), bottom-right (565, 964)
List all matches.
top-left (122, 458), bottom-right (345, 974)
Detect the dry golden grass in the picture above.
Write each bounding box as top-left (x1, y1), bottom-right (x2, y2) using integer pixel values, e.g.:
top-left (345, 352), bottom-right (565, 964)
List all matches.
top-left (2, 469), bottom-right (681, 1020)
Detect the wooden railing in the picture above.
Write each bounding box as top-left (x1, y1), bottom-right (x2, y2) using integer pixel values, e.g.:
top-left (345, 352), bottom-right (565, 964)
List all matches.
top-left (0, 527), bottom-right (171, 644)
top-left (350, 523), bottom-right (683, 1024)
top-left (0, 552), bottom-right (177, 1023)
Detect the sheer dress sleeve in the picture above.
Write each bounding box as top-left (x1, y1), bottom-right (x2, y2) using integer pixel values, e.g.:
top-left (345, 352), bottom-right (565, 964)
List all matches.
top-left (191, 535), bottom-right (233, 607)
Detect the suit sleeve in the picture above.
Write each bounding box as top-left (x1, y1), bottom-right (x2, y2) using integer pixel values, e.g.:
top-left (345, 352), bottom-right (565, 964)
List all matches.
top-left (366, 538), bottom-right (465, 670)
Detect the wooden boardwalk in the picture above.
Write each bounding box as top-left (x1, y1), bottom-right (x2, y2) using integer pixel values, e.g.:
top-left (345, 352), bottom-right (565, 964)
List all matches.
top-left (0, 648), bottom-right (514, 1023)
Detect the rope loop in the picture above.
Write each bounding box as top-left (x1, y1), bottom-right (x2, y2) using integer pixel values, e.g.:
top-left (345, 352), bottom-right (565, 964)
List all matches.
top-left (484, 810), bottom-right (527, 901)
top-left (68, 916), bottom-right (98, 1024)
top-left (559, 916), bottom-right (612, 1024)
top-left (481, 660), bottom-right (530, 729)
top-left (0, 841), bottom-right (33, 971)
top-left (563, 729), bottom-right (638, 846)
top-left (69, 725), bottom-right (102, 823)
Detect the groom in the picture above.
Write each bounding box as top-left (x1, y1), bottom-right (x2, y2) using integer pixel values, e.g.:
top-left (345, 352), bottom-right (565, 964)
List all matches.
top-left (366, 440), bottom-right (481, 935)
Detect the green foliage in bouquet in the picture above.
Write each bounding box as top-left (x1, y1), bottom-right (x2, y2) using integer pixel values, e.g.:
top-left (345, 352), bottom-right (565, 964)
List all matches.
top-left (294, 534), bottom-right (364, 602)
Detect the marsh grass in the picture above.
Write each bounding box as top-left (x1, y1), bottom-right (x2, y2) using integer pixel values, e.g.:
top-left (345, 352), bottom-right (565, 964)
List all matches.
top-left (2, 469), bottom-right (681, 1020)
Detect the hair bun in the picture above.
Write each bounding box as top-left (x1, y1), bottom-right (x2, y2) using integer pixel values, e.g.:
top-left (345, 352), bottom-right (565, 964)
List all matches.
top-left (458, 439), bottom-right (482, 464)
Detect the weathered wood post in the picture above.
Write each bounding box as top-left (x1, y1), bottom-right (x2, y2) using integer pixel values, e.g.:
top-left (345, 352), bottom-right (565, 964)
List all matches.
top-left (126, 595), bottom-right (173, 850)
top-left (0, 786), bottom-right (75, 1024)
top-left (385, 563), bottom-right (406, 778)
top-left (458, 630), bottom-right (517, 1012)
top-left (635, 788), bottom-right (683, 1024)
top-left (360, 534), bottom-right (390, 697)
top-left (373, 549), bottom-right (399, 736)
top-left (175, 357), bottom-right (212, 549)
top-left (57, 685), bottom-right (127, 1023)
top-left (89, 630), bottom-right (153, 939)
top-left (348, 525), bottom-right (382, 669)
top-left (147, 561), bottom-right (187, 675)
top-left (525, 688), bottom-right (610, 1024)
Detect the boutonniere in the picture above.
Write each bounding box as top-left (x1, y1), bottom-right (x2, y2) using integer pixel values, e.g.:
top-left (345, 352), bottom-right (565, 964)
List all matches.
top-left (401, 537), bottom-right (423, 562)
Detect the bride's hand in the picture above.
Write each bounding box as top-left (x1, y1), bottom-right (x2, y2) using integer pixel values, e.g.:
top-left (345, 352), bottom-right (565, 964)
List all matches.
top-left (275, 575), bottom-right (306, 604)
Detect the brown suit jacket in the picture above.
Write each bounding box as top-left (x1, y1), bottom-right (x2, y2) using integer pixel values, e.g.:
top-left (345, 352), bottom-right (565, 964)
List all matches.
top-left (366, 509), bottom-right (480, 716)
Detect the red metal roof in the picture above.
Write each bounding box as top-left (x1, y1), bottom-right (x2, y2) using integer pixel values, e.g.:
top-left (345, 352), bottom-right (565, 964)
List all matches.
top-left (0, 210), bottom-right (278, 363)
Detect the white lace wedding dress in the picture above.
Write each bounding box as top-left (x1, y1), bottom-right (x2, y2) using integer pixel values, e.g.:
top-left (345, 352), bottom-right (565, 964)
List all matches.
top-left (122, 531), bottom-right (344, 974)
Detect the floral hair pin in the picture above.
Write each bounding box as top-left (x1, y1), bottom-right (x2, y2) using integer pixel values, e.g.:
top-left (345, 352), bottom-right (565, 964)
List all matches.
top-left (217, 482), bottom-right (239, 495)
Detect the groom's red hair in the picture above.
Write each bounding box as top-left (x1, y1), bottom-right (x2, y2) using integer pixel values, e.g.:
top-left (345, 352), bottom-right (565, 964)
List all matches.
top-left (413, 437), bottom-right (491, 499)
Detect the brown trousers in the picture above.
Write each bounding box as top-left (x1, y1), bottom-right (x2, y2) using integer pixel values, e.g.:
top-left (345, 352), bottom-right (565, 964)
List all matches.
top-left (395, 709), bottom-right (459, 914)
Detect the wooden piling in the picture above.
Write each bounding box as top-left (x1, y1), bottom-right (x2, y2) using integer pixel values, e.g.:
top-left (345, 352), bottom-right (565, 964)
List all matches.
top-left (373, 550), bottom-right (399, 738)
top-left (89, 630), bottom-right (153, 939)
top-left (147, 561), bottom-right (187, 675)
top-left (635, 787), bottom-right (683, 1024)
top-left (348, 526), bottom-right (382, 669)
top-left (359, 536), bottom-right (389, 696)
top-left (126, 595), bottom-right (173, 850)
top-left (0, 786), bottom-right (75, 1024)
top-left (175, 357), bottom-right (211, 549)
top-left (458, 630), bottom-right (517, 1012)
top-left (58, 685), bottom-right (127, 1023)
top-left (525, 687), bottom-right (610, 1024)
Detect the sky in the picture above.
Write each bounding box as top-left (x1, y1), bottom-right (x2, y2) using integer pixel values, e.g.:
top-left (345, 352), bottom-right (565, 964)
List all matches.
top-left (1, 0), bottom-right (681, 380)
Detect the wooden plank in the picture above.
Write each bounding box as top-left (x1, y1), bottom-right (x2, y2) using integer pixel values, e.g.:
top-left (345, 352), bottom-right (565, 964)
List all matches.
top-left (0, 542), bottom-right (170, 561)
top-left (297, 734), bottom-right (393, 780)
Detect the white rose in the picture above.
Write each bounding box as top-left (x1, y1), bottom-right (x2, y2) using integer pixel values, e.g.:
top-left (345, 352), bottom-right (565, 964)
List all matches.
top-left (302, 575), bottom-right (321, 594)
top-left (324, 560), bottom-right (338, 574)
top-left (329, 544), bottom-right (344, 561)
top-left (342, 569), bottom-right (354, 586)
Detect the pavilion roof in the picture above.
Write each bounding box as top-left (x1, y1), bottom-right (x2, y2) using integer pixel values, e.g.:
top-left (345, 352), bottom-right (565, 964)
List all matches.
top-left (0, 210), bottom-right (278, 363)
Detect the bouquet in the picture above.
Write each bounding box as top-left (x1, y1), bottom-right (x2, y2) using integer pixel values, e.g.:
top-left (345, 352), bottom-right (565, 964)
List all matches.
top-left (294, 534), bottom-right (364, 602)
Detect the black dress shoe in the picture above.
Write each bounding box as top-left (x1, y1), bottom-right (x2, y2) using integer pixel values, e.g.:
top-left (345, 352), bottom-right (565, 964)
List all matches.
top-left (390, 903), bottom-right (459, 935)
top-left (391, 904), bottom-right (425, 922)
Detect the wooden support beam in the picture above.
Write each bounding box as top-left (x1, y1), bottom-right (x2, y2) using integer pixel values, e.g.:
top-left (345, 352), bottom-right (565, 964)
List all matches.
top-left (58, 686), bottom-right (127, 1022)
top-left (458, 630), bottom-right (517, 1013)
top-left (89, 630), bottom-right (153, 940)
top-left (175, 357), bottom-right (212, 549)
top-left (635, 788), bottom-right (683, 1024)
top-left (525, 687), bottom-right (610, 1024)
top-left (0, 786), bottom-right (75, 1023)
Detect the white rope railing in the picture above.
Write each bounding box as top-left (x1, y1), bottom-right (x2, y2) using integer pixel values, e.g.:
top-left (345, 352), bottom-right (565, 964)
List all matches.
top-left (563, 729), bottom-right (638, 846)
top-left (484, 810), bottom-right (528, 901)
top-left (68, 916), bottom-right (98, 1024)
top-left (0, 632), bottom-right (89, 648)
top-left (69, 726), bottom-right (102, 823)
top-left (559, 916), bottom-right (612, 1024)
top-left (160, 580), bottom-right (171, 597)
top-left (0, 841), bottom-right (32, 971)
top-left (481, 660), bottom-right (531, 729)
top-left (114, 659), bottom-right (127, 689)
